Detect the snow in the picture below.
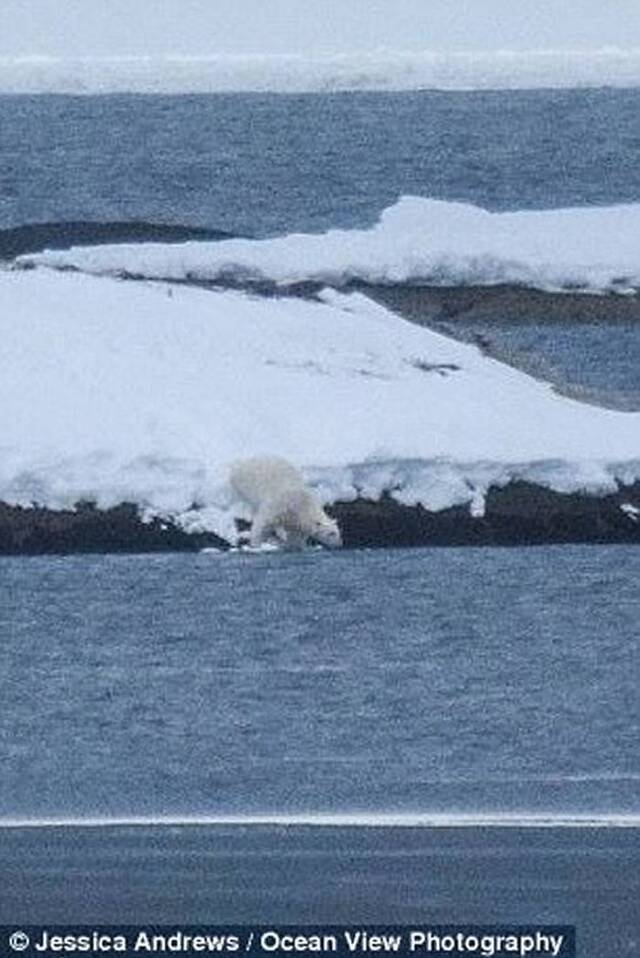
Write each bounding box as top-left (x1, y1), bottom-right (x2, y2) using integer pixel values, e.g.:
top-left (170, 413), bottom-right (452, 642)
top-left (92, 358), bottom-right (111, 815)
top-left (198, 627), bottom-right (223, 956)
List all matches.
top-left (0, 268), bottom-right (638, 543)
top-left (22, 196), bottom-right (640, 295)
top-left (3, 49), bottom-right (640, 94)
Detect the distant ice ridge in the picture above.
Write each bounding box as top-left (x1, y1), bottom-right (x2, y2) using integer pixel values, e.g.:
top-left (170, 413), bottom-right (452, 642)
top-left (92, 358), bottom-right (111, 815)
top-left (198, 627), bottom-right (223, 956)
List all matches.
top-left (22, 196), bottom-right (640, 295)
top-left (2, 813), bottom-right (639, 829)
top-left (3, 49), bottom-right (640, 93)
top-left (1, 268), bottom-right (639, 544)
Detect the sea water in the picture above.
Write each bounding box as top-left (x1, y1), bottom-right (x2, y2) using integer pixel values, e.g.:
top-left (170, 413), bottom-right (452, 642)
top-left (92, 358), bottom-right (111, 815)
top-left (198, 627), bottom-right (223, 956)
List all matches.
top-left (3, 89), bottom-right (640, 235)
top-left (1, 545), bottom-right (638, 820)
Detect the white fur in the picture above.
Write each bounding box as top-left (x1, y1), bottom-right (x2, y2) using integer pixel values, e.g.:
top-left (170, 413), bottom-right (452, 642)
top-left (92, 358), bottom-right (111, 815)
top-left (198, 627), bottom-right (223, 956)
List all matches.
top-left (229, 456), bottom-right (342, 550)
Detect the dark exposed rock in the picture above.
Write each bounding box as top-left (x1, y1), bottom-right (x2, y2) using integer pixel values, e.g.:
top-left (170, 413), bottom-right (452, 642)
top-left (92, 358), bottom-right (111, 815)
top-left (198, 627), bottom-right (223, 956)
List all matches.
top-left (0, 221), bottom-right (237, 262)
top-left (360, 283), bottom-right (640, 325)
top-left (328, 480), bottom-right (640, 549)
top-left (0, 501), bottom-right (227, 555)
top-left (1, 482), bottom-right (639, 555)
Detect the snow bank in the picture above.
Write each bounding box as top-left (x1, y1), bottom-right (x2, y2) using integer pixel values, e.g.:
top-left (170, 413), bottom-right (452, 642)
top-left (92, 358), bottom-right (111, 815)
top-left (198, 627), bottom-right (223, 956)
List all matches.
top-left (22, 196), bottom-right (640, 295)
top-left (1, 269), bottom-right (638, 544)
top-left (3, 49), bottom-right (640, 94)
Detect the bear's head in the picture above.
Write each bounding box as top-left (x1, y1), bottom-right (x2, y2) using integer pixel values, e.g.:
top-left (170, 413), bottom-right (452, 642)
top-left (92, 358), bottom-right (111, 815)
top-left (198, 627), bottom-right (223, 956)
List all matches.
top-left (311, 515), bottom-right (342, 548)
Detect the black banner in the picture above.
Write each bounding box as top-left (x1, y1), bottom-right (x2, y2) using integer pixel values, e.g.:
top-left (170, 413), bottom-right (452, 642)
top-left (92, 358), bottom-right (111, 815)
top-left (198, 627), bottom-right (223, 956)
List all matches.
top-left (0, 926), bottom-right (575, 958)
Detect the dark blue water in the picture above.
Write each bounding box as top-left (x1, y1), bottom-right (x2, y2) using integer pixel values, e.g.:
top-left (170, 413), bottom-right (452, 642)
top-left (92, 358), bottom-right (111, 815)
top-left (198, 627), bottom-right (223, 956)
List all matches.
top-left (437, 319), bottom-right (640, 407)
top-left (0, 825), bottom-right (637, 958)
top-left (2, 89), bottom-right (640, 236)
top-left (1, 545), bottom-right (638, 820)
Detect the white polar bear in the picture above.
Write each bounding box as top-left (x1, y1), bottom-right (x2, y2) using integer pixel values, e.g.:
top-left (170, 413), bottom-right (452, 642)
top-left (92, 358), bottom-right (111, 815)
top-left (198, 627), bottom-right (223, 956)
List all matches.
top-left (229, 456), bottom-right (342, 550)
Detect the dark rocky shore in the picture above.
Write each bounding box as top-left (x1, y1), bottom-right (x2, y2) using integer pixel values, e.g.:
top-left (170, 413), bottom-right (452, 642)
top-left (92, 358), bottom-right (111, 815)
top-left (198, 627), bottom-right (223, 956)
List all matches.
top-left (361, 282), bottom-right (640, 325)
top-left (0, 502), bottom-right (227, 555)
top-left (0, 221), bottom-right (237, 262)
top-left (331, 480), bottom-right (640, 548)
top-left (2, 480), bottom-right (639, 555)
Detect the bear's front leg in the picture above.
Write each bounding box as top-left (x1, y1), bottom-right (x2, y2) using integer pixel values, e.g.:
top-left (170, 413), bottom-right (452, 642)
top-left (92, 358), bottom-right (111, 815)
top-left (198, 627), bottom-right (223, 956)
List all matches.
top-left (249, 505), bottom-right (275, 549)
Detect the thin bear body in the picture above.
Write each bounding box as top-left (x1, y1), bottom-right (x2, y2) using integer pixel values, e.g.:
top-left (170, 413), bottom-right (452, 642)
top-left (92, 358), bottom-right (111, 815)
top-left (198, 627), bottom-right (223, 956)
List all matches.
top-left (229, 456), bottom-right (342, 550)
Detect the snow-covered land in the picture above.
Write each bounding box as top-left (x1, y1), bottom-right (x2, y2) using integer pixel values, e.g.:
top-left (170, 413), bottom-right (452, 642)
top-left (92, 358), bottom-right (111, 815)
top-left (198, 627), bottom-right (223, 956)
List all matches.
top-left (3, 49), bottom-right (640, 94)
top-left (22, 197), bottom-right (640, 295)
top-left (1, 267), bottom-right (638, 545)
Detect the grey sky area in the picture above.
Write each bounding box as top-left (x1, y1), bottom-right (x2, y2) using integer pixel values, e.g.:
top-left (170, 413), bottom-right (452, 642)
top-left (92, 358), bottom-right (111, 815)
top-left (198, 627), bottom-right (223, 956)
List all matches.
top-left (2, 1), bottom-right (640, 57)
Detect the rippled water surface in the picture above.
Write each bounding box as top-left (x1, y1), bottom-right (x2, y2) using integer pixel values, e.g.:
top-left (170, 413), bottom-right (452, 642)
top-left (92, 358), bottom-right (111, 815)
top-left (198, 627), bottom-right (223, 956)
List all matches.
top-left (3, 89), bottom-right (640, 235)
top-left (1, 545), bottom-right (638, 820)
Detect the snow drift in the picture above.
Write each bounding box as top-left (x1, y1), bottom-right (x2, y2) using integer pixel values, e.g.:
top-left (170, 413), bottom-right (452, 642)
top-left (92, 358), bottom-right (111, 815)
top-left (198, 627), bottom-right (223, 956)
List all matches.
top-left (1, 268), bottom-right (638, 545)
top-left (21, 196), bottom-right (640, 295)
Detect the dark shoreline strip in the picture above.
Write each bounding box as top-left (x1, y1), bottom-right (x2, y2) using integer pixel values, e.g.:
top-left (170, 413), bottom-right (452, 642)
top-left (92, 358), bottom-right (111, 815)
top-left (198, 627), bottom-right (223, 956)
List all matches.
top-left (0, 221), bottom-right (237, 260)
top-left (0, 501), bottom-right (226, 555)
top-left (1, 480), bottom-right (639, 555)
top-left (11, 266), bottom-right (640, 321)
top-left (360, 282), bottom-right (640, 324)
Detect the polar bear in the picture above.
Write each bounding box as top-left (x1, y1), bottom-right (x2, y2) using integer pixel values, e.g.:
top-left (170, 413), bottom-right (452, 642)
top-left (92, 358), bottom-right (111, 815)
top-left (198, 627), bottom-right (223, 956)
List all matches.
top-left (229, 456), bottom-right (342, 550)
